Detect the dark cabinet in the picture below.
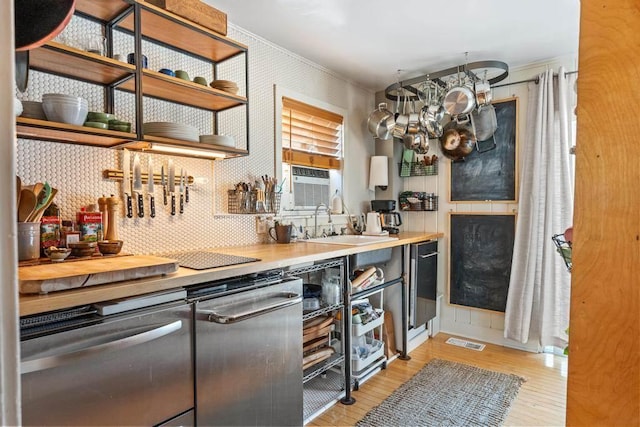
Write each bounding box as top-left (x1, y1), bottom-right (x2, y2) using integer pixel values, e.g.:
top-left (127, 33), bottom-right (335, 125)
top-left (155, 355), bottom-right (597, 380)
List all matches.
top-left (409, 240), bottom-right (438, 328)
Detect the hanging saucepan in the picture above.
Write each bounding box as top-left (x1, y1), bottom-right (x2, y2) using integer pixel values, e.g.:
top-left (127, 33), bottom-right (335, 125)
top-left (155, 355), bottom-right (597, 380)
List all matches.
top-left (403, 129), bottom-right (429, 154)
top-left (14, 0), bottom-right (76, 92)
top-left (439, 116), bottom-right (477, 161)
top-left (367, 102), bottom-right (396, 140)
top-left (419, 82), bottom-right (445, 138)
top-left (474, 79), bottom-right (492, 110)
top-left (442, 69), bottom-right (476, 117)
top-left (392, 89), bottom-right (409, 139)
top-left (406, 101), bottom-right (420, 134)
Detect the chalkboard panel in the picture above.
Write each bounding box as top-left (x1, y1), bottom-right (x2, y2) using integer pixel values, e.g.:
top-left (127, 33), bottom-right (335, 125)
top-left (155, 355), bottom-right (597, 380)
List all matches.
top-left (449, 213), bottom-right (515, 312)
top-left (450, 98), bottom-right (518, 202)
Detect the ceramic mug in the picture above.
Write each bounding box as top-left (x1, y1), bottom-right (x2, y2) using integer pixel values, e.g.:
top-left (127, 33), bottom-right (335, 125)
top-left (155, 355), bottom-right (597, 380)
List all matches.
top-left (127, 53), bottom-right (148, 68)
top-left (269, 224), bottom-right (292, 244)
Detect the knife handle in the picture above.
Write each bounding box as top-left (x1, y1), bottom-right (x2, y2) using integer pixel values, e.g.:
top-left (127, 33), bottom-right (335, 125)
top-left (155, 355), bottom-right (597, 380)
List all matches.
top-left (137, 194), bottom-right (144, 218)
top-left (185, 186), bottom-right (189, 203)
top-left (126, 194), bottom-right (133, 218)
top-left (179, 193), bottom-right (184, 214)
top-left (163, 187), bottom-right (168, 206)
top-left (150, 196), bottom-right (156, 218)
top-left (171, 194), bottom-right (176, 216)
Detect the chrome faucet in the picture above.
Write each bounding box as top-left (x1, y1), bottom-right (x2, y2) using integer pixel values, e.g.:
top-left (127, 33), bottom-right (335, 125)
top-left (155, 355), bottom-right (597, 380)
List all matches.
top-left (314, 203), bottom-right (331, 238)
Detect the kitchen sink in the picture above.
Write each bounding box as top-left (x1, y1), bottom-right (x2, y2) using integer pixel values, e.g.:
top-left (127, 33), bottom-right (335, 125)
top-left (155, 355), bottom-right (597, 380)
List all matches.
top-left (304, 234), bottom-right (398, 246)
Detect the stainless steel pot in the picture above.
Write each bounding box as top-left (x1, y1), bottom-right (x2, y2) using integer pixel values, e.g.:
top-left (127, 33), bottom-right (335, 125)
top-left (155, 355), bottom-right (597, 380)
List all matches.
top-left (367, 102), bottom-right (395, 140)
top-left (474, 80), bottom-right (492, 109)
top-left (443, 70), bottom-right (476, 116)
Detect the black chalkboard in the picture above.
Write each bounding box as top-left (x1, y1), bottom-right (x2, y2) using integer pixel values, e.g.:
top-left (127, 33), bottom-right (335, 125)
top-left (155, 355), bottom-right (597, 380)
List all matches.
top-left (450, 98), bottom-right (518, 202)
top-left (449, 213), bottom-right (515, 312)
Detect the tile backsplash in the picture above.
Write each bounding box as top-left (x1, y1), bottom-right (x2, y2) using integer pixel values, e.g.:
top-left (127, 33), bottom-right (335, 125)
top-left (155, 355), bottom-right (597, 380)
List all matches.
top-left (16, 16), bottom-right (374, 254)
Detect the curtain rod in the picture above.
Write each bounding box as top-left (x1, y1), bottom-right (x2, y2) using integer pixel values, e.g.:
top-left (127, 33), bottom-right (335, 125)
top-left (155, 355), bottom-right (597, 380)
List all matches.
top-left (492, 70), bottom-right (578, 89)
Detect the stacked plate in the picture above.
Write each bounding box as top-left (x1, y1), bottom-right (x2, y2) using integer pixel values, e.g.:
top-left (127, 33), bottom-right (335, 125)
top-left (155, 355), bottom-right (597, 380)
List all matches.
top-left (199, 134), bottom-right (234, 147)
top-left (210, 80), bottom-right (239, 95)
top-left (143, 122), bottom-right (199, 142)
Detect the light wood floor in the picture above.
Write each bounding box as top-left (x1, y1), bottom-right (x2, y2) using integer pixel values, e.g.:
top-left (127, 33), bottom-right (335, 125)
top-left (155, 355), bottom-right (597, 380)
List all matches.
top-left (308, 333), bottom-right (568, 426)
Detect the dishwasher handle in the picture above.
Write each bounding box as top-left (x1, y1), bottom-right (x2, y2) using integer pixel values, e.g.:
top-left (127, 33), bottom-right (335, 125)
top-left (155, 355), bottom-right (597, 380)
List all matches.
top-left (200, 292), bottom-right (302, 324)
top-left (21, 320), bottom-right (182, 374)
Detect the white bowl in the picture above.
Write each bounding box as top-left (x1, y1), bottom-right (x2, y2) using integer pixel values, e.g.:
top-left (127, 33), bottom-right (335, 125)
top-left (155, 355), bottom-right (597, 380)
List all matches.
top-left (43, 98), bottom-right (89, 125)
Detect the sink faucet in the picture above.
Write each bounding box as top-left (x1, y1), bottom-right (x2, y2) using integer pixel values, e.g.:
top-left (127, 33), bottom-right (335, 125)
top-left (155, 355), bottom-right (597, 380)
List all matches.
top-left (314, 203), bottom-right (330, 238)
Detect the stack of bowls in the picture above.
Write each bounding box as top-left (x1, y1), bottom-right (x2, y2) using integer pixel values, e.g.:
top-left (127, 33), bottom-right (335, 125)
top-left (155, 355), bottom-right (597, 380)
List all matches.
top-left (42, 93), bottom-right (88, 126)
top-left (84, 111), bottom-right (115, 129)
top-left (143, 122), bottom-right (199, 142)
top-left (210, 80), bottom-right (239, 94)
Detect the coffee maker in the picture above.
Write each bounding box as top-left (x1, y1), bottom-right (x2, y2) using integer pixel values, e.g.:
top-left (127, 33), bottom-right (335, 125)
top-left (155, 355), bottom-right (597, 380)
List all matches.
top-left (371, 200), bottom-right (402, 234)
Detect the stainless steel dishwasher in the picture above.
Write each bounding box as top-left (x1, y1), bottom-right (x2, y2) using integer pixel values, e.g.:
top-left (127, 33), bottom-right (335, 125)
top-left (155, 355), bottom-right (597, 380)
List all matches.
top-left (189, 271), bottom-right (303, 426)
top-left (20, 290), bottom-right (194, 427)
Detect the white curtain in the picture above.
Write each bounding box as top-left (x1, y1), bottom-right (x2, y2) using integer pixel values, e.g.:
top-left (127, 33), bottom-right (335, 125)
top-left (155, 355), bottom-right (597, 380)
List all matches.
top-left (504, 67), bottom-right (576, 348)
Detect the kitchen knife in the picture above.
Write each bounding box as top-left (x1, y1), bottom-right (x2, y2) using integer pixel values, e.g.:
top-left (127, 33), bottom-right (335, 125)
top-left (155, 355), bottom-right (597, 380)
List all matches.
top-left (179, 168), bottom-right (184, 214)
top-left (148, 157), bottom-right (155, 218)
top-left (161, 164), bottom-right (167, 206)
top-left (133, 154), bottom-right (144, 218)
top-left (168, 159), bottom-right (175, 216)
top-left (123, 149), bottom-right (132, 218)
top-left (184, 169), bottom-right (189, 203)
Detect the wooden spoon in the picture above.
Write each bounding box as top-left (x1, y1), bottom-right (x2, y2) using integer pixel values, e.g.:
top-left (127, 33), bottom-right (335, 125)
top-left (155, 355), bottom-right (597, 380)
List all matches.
top-left (28, 188), bottom-right (57, 223)
top-left (18, 189), bottom-right (37, 222)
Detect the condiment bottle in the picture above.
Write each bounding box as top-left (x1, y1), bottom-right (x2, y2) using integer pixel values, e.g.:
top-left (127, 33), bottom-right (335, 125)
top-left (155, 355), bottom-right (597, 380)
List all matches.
top-left (330, 189), bottom-right (343, 214)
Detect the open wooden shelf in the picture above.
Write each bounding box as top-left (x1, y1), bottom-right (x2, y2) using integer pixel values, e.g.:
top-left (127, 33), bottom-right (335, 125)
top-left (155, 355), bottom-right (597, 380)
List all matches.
top-left (119, 1), bottom-right (247, 62)
top-left (126, 134), bottom-right (248, 158)
top-left (75, 0), bottom-right (131, 22)
top-left (20, 0), bottom-right (250, 159)
top-left (30, 42), bottom-right (135, 85)
top-left (17, 117), bottom-right (136, 148)
top-left (117, 69), bottom-right (246, 111)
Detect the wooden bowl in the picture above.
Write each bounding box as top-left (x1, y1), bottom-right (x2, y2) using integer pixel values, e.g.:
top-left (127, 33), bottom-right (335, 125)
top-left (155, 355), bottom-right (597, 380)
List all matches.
top-left (68, 241), bottom-right (97, 257)
top-left (98, 240), bottom-right (123, 255)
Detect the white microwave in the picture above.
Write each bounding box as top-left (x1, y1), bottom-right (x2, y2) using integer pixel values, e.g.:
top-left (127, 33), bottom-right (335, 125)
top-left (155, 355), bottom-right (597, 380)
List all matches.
top-left (287, 165), bottom-right (331, 210)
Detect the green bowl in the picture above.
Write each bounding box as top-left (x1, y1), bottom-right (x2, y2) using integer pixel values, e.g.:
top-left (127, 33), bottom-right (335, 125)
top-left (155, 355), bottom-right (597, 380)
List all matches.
top-left (86, 112), bottom-right (115, 123)
top-left (109, 122), bottom-right (132, 133)
top-left (84, 121), bottom-right (109, 129)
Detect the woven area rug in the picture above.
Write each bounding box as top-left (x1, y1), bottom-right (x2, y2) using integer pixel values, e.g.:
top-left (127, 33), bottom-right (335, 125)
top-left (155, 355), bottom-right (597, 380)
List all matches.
top-left (356, 359), bottom-right (525, 427)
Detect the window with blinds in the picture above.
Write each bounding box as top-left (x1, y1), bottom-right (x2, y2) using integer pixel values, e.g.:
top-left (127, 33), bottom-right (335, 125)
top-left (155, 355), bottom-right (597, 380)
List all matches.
top-left (281, 97), bottom-right (343, 170)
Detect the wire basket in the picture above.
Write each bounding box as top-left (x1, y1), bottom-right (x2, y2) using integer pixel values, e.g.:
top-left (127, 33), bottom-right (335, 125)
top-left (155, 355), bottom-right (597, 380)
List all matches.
top-left (552, 233), bottom-right (572, 272)
top-left (227, 190), bottom-right (281, 214)
top-left (398, 160), bottom-right (438, 177)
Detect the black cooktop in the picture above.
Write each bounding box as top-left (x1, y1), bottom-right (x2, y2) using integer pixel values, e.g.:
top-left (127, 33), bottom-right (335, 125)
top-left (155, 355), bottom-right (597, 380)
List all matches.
top-left (166, 251), bottom-right (260, 270)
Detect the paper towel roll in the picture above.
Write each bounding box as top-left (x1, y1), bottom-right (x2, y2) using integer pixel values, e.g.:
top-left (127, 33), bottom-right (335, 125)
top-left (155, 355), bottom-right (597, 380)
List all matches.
top-left (369, 156), bottom-right (389, 191)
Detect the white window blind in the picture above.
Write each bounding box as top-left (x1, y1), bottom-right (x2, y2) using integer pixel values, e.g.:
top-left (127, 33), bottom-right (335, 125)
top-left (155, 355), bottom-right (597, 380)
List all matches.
top-left (282, 97), bottom-right (343, 169)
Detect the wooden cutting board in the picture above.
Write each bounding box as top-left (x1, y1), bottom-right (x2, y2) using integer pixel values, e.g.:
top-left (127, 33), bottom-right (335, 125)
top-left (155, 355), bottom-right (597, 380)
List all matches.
top-left (19, 255), bottom-right (179, 294)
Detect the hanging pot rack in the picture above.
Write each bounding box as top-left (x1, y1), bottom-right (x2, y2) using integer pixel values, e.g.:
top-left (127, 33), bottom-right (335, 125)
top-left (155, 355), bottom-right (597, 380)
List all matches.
top-left (384, 60), bottom-right (509, 102)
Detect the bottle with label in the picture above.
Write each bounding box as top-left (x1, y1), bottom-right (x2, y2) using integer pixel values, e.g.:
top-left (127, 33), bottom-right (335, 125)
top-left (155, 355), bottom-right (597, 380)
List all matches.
top-left (330, 189), bottom-right (343, 214)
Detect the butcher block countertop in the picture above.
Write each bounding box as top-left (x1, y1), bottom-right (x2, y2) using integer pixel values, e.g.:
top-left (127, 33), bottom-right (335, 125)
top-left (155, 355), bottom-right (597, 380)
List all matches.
top-left (19, 231), bottom-right (442, 316)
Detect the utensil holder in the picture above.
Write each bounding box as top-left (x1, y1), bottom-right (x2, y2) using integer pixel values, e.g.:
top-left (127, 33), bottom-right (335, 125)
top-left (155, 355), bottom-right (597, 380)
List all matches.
top-left (227, 190), bottom-right (281, 214)
top-left (18, 222), bottom-right (41, 261)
